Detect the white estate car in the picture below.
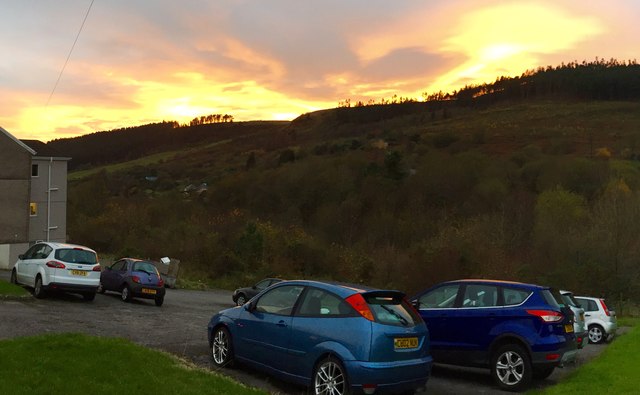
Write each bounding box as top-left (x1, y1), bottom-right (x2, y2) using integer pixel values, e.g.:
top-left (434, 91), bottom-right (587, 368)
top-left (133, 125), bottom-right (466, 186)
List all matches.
top-left (10, 242), bottom-right (101, 301)
top-left (574, 296), bottom-right (618, 344)
top-left (560, 290), bottom-right (588, 348)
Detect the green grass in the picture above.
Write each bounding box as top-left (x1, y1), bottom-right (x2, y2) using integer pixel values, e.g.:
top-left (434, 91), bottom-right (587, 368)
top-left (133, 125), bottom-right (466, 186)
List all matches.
top-left (0, 333), bottom-right (265, 395)
top-left (0, 279), bottom-right (29, 298)
top-left (532, 326), bottom-right (640, 394)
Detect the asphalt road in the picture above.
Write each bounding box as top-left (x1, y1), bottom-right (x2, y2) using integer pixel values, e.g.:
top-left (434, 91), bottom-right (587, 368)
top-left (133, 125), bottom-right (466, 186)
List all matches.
top-left (0, 270), bottom-right (619, 394)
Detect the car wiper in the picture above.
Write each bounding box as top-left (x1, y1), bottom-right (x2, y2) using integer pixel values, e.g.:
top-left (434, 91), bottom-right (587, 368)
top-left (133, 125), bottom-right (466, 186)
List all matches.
top-left (380, 305), bottom-right (409, 326)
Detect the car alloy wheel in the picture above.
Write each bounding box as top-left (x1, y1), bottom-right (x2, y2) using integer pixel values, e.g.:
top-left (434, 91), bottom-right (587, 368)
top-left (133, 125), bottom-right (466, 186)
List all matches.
top-left (97, 282), bottom-right (105, 294)
top-left (314, 357), bottom-right (348, 395)
top-left (121, 285), bottom-right (131, 302)
top-left (211, 327), bottom-right (233, 367)
top-left (492, 344), bottom-right (531, 391)
top-left (34, 276), bottom-right (45, 299)
top-left (588, 325), bottom-right (604, 344)
top-left (236, 294), bottom-right (246, 306)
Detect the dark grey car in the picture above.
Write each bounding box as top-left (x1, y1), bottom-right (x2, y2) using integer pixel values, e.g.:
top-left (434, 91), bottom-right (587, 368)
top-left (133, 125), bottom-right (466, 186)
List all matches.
top-left (231, 278), bottom-right (283, 305)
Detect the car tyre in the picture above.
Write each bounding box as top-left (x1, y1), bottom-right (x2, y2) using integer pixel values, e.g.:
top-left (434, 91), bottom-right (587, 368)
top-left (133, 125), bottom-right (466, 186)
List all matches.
top-left (83, 292), bottom-right (96, 301)
top-left (236, 294), bottom-right (246, 306)
top-left (155, 295), bottom-right (164, 307)
top-left (97, 282), bottom-right (106, 294)
top-left (33, 275), bottom-right (46, 299)
top-left (10, 269), bottom-right (18, 284)
top-left (121, 285), bottom-right (132, 302)
top-left (491, 344), bottom-right (532, 392)
top-left (588, 324), bottom-right (605, 344)
top-left (211, 326), bottom-right (234, 368)
top-left (533, 366), bottom-right (555, 380)
top-left (313, 356), bottom-right (350, 395)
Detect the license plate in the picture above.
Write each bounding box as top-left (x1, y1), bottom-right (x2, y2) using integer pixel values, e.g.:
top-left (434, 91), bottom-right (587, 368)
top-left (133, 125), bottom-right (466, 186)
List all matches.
top-left (565, 324), bottom-right (574, 333)
top-left (394, 337), bottom-right (418, 349)
top-left (142, 288), bottom-right (157, 295)
top-left (70, 270), bottom-right (87, 276)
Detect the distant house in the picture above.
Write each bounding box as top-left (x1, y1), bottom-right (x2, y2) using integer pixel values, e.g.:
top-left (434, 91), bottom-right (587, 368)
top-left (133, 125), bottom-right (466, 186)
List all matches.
top-left (0, 127), bottom-right (70, 269)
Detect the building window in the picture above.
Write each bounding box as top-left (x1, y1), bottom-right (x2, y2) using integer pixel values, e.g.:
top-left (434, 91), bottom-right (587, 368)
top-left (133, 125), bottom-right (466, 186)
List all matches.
top-left (30, 202), bottom-right (37, 216)
top-left (32, 164), bottom-right (39, 177)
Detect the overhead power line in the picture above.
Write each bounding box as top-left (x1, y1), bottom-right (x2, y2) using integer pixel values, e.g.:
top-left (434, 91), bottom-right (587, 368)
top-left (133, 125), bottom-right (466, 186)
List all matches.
top-left (46, 0), bottom-right (95, 107)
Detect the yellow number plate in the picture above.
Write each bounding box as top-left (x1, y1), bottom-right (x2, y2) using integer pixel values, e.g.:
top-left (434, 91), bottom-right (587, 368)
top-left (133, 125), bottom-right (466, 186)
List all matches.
top-left (70, 270), bottom-right (87, 276)
top-left (565, 324), bottom-right (574, 333)
top-left (394, 337), bottom-right (418, 349)
top-left (142, 288), bottom-right (157, 295)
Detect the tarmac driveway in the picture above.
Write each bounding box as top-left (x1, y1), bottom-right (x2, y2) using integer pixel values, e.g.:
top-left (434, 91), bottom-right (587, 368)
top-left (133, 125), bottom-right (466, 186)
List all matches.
top-left (0, 270), bottom-right (619, 394)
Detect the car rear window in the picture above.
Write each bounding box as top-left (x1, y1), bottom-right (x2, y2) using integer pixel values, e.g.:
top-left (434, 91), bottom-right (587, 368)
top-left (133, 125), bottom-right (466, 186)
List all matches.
top-left (132, 261), bottom-right (159, 275)
top-left (55, 248), bottom-right (97, 265)
top-left (365, 294), bottom-right (422, 327)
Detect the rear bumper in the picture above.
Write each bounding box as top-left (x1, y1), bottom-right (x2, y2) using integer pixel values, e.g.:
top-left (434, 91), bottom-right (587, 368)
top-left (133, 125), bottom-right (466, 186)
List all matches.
top-left (129, 283), bottom-right (166, 299)
top-left (45, 282), bottom-right (98, 294)
top-left (344, 356), bottom-right (433, 394)
top-left (531, 339), bottom-right (577, 368)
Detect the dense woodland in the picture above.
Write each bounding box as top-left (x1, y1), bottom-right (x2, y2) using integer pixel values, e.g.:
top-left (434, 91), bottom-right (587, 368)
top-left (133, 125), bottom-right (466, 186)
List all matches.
top-left (58, 61), bottom-right (640, 311)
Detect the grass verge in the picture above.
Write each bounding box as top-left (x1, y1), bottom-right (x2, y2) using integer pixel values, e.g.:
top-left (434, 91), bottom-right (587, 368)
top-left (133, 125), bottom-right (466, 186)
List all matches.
top-left (0, 333), bottom-right (266, 395)
top-left (532, 325), bottom-right (640, 394)
top-left (0, 278), bottom-right (30, 298)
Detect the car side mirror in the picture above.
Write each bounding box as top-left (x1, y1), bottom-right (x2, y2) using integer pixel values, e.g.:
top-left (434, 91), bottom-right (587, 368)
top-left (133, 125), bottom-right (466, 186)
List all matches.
top-left (18, 254), bottom-right (24, 260)
top-left (412, 300), bottom-right (420, 310)
top-left (244, 302), bottom-right (255, 312)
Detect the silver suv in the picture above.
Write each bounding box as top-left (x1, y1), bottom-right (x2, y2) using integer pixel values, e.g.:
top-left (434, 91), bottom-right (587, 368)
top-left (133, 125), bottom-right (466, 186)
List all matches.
top-left (574, 296), bottom-right (617, 344)
top-left (11, 242), bottom-right (101, 301)
top-left (560, 290), bottom-right (588, 348)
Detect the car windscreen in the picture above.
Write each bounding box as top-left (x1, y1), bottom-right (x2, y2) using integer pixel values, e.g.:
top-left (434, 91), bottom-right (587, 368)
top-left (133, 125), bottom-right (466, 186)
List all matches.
top-left (365, 294), bottom-right (421, 327)
top-left (54, 248), bottom-right (97, 265)
top-left (132, 261), bottom-right (159, 275)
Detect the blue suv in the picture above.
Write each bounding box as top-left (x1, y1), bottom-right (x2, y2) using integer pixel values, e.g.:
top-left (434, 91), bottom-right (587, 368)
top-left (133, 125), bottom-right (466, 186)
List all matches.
top-left (411, 279), bottom-right (577, 391)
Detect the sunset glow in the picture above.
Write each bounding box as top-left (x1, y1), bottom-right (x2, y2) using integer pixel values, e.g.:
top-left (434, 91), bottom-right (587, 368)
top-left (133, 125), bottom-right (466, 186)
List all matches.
top-left (0, 0), bottom-right (636, 141)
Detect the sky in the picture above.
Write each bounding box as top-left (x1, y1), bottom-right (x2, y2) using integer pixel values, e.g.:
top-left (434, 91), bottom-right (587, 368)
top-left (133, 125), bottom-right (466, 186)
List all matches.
top-left (1, 0), bottom-right (638, 142)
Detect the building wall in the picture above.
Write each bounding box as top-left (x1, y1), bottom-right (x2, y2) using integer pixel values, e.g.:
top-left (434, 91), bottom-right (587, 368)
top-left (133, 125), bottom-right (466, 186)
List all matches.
top-left (29, 158), bottom-right (68, 243)
top-left (0, 243), bottom-right (29, 270)
top-left (0, 132), bottom-right (31, 245)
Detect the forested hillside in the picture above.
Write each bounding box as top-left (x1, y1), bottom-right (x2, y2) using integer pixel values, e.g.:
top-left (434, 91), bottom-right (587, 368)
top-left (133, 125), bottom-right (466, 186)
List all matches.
top-left (61, 62), bottom-right (640, 310)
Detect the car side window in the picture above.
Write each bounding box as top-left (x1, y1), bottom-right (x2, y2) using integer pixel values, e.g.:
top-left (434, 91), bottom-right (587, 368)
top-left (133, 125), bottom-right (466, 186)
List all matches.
top-left (580, 299), bottom-right (598, 312)
top-left (34, 244), bottom-right (51, 259)
top-left (255, 285), bottom-right (304, 316)
top-left (503, 288), bottom-right (530, 306)
top-left (296, 288), bottom-right (352, 317)
top-left (462, 284), bottom-right (499, 307)
top-left (111, 260), bottom-right (127, 271)
top-left (418, 285), bottom-right (460, 308)
top-left (255, 279), bottom-right (271, 290)
top-left (22, 245), bottom-right (40, 260)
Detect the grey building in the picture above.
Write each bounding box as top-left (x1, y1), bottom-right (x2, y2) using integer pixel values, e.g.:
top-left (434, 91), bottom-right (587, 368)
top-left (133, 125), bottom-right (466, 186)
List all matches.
top-left (0, 127), bottom-right (70, 269)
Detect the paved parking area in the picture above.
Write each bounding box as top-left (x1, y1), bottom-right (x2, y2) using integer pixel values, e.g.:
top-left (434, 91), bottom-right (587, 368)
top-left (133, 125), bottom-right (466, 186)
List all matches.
top-left (0, 270), bottom-right (619, 394)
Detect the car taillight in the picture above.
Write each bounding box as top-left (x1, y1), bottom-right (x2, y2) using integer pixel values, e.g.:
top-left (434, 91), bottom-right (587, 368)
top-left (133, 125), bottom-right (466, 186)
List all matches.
top-left (92, 264), bottom-right (101, 272)
top-left (158, 277), bottom-right (164, 287)
top-left (46, 261), bottom-right (66, 269)
top-left (132, 276), bottom-right (141, 283)
top-left (345, 294), bottom-right (374, 321)
top-left (599, 299), bottom-right (611, 316)
top-left (526, 309), bottom-right (563, 322)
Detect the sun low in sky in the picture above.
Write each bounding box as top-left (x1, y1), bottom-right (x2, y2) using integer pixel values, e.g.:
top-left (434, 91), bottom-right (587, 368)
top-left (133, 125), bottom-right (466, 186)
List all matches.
top-left (0, 0), bottom-right (637, 141)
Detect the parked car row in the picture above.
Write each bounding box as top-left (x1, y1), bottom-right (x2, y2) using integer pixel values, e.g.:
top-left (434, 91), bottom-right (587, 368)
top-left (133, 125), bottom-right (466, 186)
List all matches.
top-left (10, 242), bottom-right (166, 306)
top-left (215, 278), bottom-right (618, 394)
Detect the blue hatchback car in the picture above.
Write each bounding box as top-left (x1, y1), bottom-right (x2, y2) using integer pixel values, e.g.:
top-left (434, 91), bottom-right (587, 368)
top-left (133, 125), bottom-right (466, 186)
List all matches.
top-left (208, 280), bottom-right (433, 394)
top-left (411, 279), bottom-right (577, 391)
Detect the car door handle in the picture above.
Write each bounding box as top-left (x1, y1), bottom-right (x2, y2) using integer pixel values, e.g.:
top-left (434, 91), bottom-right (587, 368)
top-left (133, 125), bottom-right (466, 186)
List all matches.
top-left (276, 320), bottom-right (287, 327)
top-left (585, 314), bottom-right (591, 317)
